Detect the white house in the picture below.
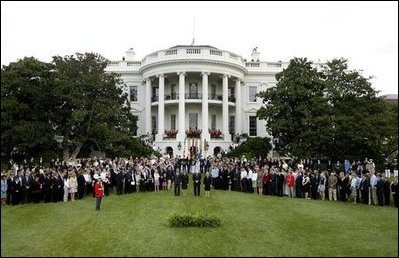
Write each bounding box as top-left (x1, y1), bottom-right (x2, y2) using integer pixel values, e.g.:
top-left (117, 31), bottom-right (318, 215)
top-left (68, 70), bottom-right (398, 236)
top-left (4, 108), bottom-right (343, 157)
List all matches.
top-left (105, 45), bottom-right (289, 157)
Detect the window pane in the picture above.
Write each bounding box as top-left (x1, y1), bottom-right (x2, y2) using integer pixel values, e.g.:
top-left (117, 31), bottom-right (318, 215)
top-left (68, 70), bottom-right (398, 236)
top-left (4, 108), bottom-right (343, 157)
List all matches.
top-left (211, 114), bottom-right (216, 129)
top-left (249, 86), bottom-right (257, 102)
top-left (229, 116), bottom-right (235, 132)
top-left (152, 116), bottom-right (157, 130)
top-left (130, 86), bottom-right (138, 101)
top-left (171, 114), bottom-right (176, 130)
top-left (249, 116), bottom-right (257, 136)
top-left (189, 113), bottom-right (198, 129)
top-left (211, 85), bottom-right (216, 98)
top-left (152, 87), bottom-right (159, 102)
top-left (189, 82), bottom-right (198, 98)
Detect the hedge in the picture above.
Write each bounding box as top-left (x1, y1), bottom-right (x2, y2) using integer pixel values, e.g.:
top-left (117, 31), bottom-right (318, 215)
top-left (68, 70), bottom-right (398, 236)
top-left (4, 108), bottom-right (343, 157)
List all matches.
top-left (168, 213), bottom-right (221, 227)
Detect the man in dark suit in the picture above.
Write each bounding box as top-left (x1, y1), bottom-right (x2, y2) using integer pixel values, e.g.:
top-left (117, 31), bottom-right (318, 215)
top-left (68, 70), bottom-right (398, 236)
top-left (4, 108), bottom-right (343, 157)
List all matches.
top-left (193, 170), bottom-right (201, 196)
top-left (21, 170), bottom-right (33, 204)
top-left (174, 168), bottom-right (181, 196)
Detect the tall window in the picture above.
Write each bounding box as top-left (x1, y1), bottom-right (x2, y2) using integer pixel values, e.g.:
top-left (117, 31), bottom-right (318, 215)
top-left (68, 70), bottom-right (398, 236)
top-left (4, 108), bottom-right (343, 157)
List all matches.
top-left (152, 116), bottom-right (157, 131)
top-left (249, 116), bottom-right (257, 136)
top-left (189, 82), bottom-right (198, 98)
top-left (189, 113), bottom-right (198, 129)
top-left (211, 84), bottom-right (216, 99)
top-left (171, 84), bottom-right (177, 99)
top-left (211, 114), bottom-right (216, 129)
top-left (152, 86), bottom-right (159, 102)
top-left (229, 115), bottom-right (235, 133)
top-left (228, 86), bottom-right (234, 96)
top-left (171, 114), bottom-right (176, 130)
top-left (249, 86), bottom-right (257, 102)
top-left (130, 86), bottom-right (138, 102)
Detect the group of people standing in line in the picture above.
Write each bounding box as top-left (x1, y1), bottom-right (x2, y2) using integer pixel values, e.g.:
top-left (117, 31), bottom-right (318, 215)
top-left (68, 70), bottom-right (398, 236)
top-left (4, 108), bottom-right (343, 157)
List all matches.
top-left (1, 156), bottom-right (398, 210)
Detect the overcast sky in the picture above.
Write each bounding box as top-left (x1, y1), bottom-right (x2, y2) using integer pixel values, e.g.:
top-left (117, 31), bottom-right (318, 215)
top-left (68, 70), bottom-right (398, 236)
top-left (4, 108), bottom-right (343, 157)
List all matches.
top-left (2, 1), bottom-right (398, 95)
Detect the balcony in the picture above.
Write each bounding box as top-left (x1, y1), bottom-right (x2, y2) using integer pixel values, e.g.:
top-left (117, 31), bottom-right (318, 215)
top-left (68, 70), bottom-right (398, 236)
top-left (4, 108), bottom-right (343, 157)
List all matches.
top-left (139, 46), bottom-right (247, 74)
top-left (151, 96), bottom-right (159, 102)
top-left (186, 128), bottom-right (202, 138)
top-left (165, 93), bottom-right (179, 100)
top-left (209, 129), bottom-right (223, 139)
top-left (152, 94), bottom-right (236, 103)
top-left (164, 129), bottom-right (178, 139)
top-left (208, 94), bottom-right (223, 101)
top-left (185, 93), bottom-right (202, 99)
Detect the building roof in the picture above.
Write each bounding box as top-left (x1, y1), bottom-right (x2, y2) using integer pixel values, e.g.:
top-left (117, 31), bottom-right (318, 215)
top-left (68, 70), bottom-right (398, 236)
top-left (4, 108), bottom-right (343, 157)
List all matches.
top-left (169, 45), bottom-right (218, 49)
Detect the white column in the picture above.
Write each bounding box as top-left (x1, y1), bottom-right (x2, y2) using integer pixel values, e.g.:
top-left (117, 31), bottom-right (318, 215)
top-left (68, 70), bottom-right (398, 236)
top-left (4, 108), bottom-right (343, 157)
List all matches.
top-left (222, 74), bottom-right (229, 141)
top-left (202, 72), bottom-right (210, 141)
top-left (156, 74), bottom-right (165, 141)
top-left (178, 72), bottom-right (186, 142)
top-left (235, 79), bottom-right (242, 135)
top-left (145, 78), bottom-right (152, 135)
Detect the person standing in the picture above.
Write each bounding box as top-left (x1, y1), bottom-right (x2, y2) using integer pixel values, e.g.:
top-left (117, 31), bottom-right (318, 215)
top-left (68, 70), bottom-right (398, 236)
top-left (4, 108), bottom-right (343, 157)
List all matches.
top-left (1, 173), bottom-right (7, 206)
top-left (94, 175), bottom-right (104, 211)
top-left (204, 172), bottom-right (212, 198)
top-left (390, 176), bottom-right (398, 207)
top-left (68, 172), bottom-right (78, 201)
top-left (153, 168), bottom-right (160, 192)
top-left (349, 172), bottom-right (358, 203)
top-left (302, 172), bottom-right (310, 199)
top-left (174, 168), bottom-right (181, 196)
top-left (393, 159), bottom-right (398, 178)
top-left (376, 173), bottom-right (385, 206)
top-left (318, 172), bottom-right (327, 200)
top-left (286, 170), bottom-right (295, 198)
top-left (384, 159), bottom-right (391, 178)
top-left (63, 171), bottom-right (69, 202)
top-left (328, 172), bottom-right (338, 201)
top-left (181, 170), bottom-right (189, 196)
top-left (193, 170), bottom-right (201, 196)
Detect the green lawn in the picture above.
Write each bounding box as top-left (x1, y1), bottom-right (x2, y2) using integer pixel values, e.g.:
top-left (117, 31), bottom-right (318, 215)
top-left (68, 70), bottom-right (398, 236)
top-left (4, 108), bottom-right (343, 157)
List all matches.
top-left (1, 186), bottom-right (398, 257)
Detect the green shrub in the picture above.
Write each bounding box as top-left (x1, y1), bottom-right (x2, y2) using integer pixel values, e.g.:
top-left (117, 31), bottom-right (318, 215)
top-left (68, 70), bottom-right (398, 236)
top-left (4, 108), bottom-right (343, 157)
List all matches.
top-left (168, 213), bottom-right (221, 227)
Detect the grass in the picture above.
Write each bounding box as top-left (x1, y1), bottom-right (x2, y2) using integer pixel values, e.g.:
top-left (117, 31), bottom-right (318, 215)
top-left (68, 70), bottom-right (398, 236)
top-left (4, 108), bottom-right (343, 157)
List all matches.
top-left (1, 184), bottom-right (398, 257)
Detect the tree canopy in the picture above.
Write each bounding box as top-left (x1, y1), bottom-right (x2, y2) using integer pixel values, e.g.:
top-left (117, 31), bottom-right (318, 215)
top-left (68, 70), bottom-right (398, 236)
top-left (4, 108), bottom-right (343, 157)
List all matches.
top-left (257, 58), bottom-right (397, 163)
top-left (226, 137), bottom-right (272, 159)
top-left (1, 53), bottom-right (154, 163)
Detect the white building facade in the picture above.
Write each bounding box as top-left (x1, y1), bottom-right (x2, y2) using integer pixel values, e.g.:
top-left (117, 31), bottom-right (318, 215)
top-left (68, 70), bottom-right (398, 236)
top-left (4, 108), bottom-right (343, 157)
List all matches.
top-left (105, 45), bottom-right (289, 157)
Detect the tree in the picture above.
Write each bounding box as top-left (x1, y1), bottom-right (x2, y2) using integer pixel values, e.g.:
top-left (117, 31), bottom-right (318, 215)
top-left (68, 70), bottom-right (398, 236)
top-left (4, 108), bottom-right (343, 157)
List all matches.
top-left (381, 103), bottom-right (398, 162)
top-left (51, 52), bottom-right (138, 160)
top-left (257, 58), bottom-right (328, 159)
top-left (2, 53), bottom-right (154, 164)
top-left (322, 58), bottom-right (393, 163)
top-left (257, 57), bottom-right (394, 163)
top-left (1, 57), bottom-right (58, 162)
top-left (226, 137), bottom-right (272, 159)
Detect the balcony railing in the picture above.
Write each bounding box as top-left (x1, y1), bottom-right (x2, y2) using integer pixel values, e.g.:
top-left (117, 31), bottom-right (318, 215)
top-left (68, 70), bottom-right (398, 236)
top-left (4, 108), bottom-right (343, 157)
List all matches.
top-left (165, 93), bottom-right (179, 100)
top-left (151, 96), bottom-right (159, 102)
top-left (185, 93), bottom-right (202, 99)
top-left (209, 129), bottom-right (223, 139)
top-left (208, 94), bottom-right (223, 101)
top-left (164, 129), bottom-right (178, 139)
top-left (152, 94), bottom-right (235, 102)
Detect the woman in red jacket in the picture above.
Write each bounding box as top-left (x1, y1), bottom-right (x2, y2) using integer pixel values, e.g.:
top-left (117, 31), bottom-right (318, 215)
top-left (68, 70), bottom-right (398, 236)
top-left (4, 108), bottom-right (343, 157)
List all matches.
top-left (94, 175), bottom-right (104, 211)
top-left (286, 170), bottom-right (295, 198)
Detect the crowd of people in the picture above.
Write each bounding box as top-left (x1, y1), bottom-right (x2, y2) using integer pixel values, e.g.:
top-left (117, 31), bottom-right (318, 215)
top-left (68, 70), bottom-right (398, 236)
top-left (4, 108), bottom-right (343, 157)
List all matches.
top-left (1, 156), bottom-right (398, 209)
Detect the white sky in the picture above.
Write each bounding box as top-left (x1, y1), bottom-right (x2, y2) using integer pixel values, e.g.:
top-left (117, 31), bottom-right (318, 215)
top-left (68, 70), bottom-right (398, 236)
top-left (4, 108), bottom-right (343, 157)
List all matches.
top-left (2, 1), bottom-right (398, 95)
